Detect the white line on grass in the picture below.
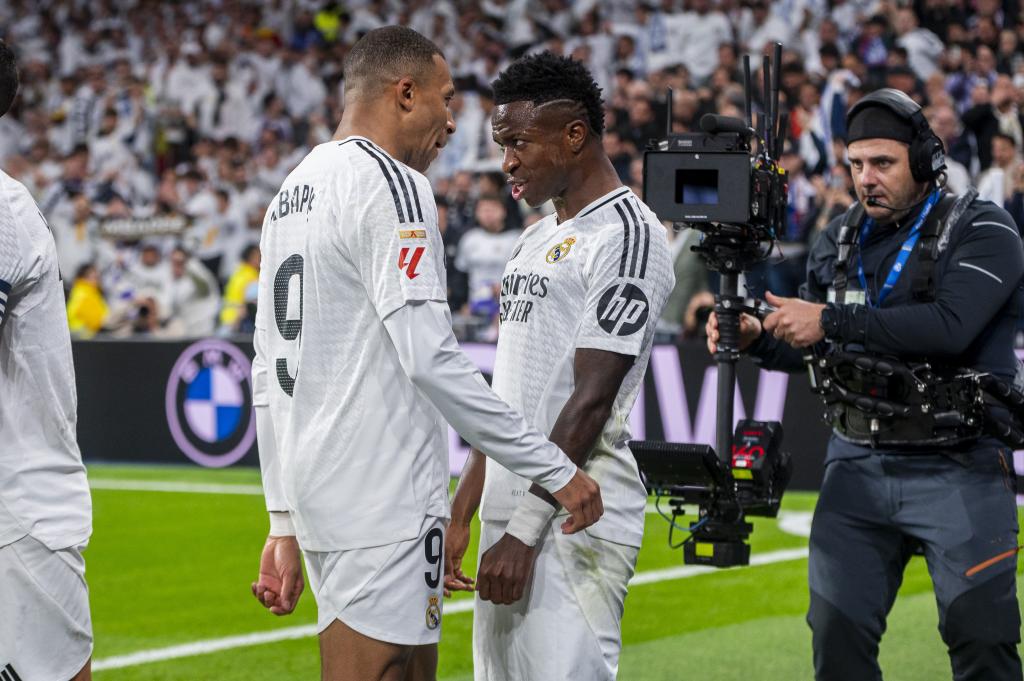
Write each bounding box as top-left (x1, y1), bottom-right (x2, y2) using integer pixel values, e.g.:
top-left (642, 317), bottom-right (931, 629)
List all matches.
top-left (92, 547), bottom-right (808, 671)
top-left (89, 479), bottom-right (265, 495)
top-left (93, 600), bottom-right (477, 671)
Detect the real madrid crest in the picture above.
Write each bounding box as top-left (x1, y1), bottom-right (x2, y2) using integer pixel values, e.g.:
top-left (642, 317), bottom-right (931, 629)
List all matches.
top-left (425, 595), bottom-right (441, 630)
top-left (546, 236), bottom-right (576, 264)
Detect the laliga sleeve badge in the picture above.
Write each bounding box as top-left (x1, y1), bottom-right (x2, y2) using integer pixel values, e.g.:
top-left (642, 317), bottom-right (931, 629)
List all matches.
top-left (425, 595), bottom-right (441, 630)
top-left (546, 236), bottom-right (576, 264)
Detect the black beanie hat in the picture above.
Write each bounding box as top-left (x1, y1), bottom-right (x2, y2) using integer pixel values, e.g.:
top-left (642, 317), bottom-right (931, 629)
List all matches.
top-left (846, 103), bottom-right (915, 145)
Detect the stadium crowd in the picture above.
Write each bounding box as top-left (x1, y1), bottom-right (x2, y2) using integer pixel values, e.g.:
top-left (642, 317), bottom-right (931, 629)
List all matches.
top-left (1, 0), bottom-right (1023, 341)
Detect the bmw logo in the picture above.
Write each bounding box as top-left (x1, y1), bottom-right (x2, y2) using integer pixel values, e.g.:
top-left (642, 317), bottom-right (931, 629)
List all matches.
top-left (165, 339), bottom-right (256, 467)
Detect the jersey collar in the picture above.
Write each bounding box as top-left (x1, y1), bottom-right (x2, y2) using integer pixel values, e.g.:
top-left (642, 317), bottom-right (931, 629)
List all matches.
top-left (573, 186), bottom-right (632, 222)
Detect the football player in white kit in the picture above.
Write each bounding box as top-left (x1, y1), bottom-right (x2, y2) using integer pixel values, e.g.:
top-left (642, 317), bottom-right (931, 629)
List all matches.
top-left (0, 41), bottom-right (94, 681)
top-left (249, 28), bottom-right (603, 681)
top-left (444, 53), bottom-right (675, 681)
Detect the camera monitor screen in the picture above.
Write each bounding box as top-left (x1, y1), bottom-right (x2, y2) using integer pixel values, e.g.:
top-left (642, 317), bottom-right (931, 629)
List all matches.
top-left (676, 169), bottom-right (719, 205)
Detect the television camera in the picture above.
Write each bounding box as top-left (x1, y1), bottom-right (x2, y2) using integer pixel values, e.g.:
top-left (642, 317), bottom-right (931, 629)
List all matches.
top-left (634, 45), bottom-right (794, 567)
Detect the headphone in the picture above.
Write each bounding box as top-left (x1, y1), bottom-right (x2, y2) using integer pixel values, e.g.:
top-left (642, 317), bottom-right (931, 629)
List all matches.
top-left (845, 89), bottom-right (947, 184)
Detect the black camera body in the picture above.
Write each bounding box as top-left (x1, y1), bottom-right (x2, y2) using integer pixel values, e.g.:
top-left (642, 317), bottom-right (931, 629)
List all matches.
top-left (643, 130), bottom-right (784, 229)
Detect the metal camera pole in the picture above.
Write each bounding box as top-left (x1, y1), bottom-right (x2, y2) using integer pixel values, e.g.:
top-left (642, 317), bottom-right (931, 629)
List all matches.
top-left (711, 43), bottom-right (784, 467)
top-left (714, 270), bottom-right (742, 464)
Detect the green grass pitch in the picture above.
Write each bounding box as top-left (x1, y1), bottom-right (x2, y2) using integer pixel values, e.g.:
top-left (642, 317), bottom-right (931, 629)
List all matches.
top-left (85, 463), bottom-right (1023, 680)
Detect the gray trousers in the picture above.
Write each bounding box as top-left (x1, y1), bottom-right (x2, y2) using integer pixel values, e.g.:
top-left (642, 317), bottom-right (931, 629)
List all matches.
top-left (807, 446), bottom-right (1022, 681)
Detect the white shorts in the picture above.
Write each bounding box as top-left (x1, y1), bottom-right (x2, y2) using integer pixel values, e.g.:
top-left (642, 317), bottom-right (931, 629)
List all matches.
top-left (0, 535), bottom-right (93, 681)
top-left (304, 515), bottom-right (445, 646)
top-left (472, 520), bottom-right (639, 681)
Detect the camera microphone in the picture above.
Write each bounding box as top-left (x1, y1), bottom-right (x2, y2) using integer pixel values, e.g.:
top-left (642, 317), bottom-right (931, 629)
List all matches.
top-left (700, 114), bottom-right (752, 138)
top-left (865, 197), bottom-right (902, 211)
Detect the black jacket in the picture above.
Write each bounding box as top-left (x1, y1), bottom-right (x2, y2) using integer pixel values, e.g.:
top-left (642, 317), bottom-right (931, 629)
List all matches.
top-left (749, 193), bottom-right (1024, 383)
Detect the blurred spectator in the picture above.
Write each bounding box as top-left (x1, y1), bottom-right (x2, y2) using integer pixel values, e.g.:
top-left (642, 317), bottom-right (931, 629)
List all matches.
top-left (961, 74), bottom-right (1024, 173)
top-left (658, 227), bottom-right (711, 337)
top-left (50, 192), bottom-right (99, 284)
top-left (168, 245), bottom-right (221, 337)
top-left (454, 194), bottom-right (520, 320)
top-left (977, 133), bottom-right (1023, 205)
top-left (219, 243), bottom-right (260, 334)
top-left (894, 8), bottom-right (943, 81)
top-left (66, 263), bottom-right (108, 338)
top-left (925, 104), bottom-right (972, 194)
top-left (114, 241), bottom-right (173, 335)
top-left (668, 0), bottom-right (732, 85)
top-left (768, 146), bottom-right (818, 297)
top-left (1, 0), bottom-right (1022, 345)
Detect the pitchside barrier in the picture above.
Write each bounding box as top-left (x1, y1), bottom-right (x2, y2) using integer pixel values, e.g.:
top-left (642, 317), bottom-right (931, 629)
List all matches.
top-left (72, 337), bottom-right (1024, 491)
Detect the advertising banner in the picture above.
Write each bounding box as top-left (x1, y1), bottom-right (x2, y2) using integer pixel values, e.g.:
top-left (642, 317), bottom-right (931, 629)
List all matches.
top-left (79, 339), bottom-right (1022, 490)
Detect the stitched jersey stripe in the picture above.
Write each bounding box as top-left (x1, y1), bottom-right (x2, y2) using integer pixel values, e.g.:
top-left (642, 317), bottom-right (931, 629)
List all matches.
top-left (630, 197), bottom-right (652, 279)
top-left (614, 202), bottom-right (631, 277)
top-left (376, 151), bottom-right (416, 221)
top-left (405, 170), bottom-right (424, 223)
top-left (356, 142), bottom-right (406, 222)
top-left (623, 201), bottom-right (640, 276)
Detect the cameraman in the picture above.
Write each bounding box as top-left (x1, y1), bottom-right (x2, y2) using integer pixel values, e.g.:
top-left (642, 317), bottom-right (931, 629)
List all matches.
top-left (708, 89), bottom-right (1024, 680)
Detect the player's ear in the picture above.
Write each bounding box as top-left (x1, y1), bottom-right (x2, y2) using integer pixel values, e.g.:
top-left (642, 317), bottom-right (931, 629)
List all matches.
top-left (566, 119), bottom-right (588, 154)
top-left (397, 76), bottom-right (416, 113)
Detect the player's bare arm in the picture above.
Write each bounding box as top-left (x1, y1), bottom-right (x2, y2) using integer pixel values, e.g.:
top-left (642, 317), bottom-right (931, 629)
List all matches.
top-left (383, 299), bottom-right (604, 533)
top-left (476, 348), bottom-right (634, 605)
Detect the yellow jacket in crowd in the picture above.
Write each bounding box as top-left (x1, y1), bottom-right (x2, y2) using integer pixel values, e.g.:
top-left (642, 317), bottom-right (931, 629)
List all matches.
top-left (67, 277), bottom-right (108, 338)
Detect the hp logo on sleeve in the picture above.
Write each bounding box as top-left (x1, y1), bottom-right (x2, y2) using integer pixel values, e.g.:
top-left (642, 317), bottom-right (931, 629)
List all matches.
top-left (596, 284), bottom-right (649, 336)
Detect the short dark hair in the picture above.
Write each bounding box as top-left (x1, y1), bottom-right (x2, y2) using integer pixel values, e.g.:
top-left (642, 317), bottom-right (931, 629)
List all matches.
top-left (491, 51), bottom-right (605, 136)
top-left (993, 132), bottom-right (1017, 147)
top-left (344, 26), bottom-right (444, 96)
top-left (242, 244), bottom-right (260, 261)
top-left (0, 40), bottom-right (19, 118)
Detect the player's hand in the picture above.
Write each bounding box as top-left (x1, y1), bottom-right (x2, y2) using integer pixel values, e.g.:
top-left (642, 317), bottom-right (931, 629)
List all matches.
top-left (762, 291), bottom-right (826, 348)
top-left (551, 469), bottom-right (603, 534)
top-left (476, 533), bottom-right (538, 605)
top-left (252, 535), bottom-right (304, 616)
top-left (705, 310), bottom-right (762, 355)
top-left (444, 519), bottom-right (475, 597)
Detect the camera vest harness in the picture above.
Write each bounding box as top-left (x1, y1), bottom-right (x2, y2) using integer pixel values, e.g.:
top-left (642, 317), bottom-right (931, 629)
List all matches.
top-left (808, 189), bottom-right (1024, 448)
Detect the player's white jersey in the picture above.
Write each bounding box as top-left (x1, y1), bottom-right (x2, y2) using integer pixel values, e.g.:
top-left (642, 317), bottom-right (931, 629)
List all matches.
top-left (255, 137), bottom-right (452, 552)
top-left (480, 187), bottom-right (674, 548)
top-left (0, 169), bottom-right (91, 551)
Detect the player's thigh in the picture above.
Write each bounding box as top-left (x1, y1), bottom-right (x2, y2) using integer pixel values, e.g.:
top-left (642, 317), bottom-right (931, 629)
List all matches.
top-left (70, 658), bottom-right (92, 681)
top-left (312, 515), bottom-right (445, 678)
top-left (0, 536), bottom-right (93, 681)
top-left (320, 618), bottom-right (414, 681)
top-left (404, 644), bottom-right (438, 681)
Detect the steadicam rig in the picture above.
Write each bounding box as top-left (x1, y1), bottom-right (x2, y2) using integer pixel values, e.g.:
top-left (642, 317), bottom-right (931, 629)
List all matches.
top-left (635, 44), bottom-right (793, 568)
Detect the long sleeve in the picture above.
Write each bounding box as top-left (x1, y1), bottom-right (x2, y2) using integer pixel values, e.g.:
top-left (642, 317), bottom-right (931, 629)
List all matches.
top-left (835, 206), bottom-right (1024, 357)
top-left (252, 270), bottom-right (288, 514)
top-left (382, 299), bottom-right (577, 494)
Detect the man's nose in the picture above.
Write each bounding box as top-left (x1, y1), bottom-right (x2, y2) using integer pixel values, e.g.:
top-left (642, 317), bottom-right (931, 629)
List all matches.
top-left (502, 147), bottom-right (517, 174)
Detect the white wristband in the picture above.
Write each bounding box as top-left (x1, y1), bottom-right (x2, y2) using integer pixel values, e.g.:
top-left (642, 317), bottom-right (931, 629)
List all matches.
top-left (269, 511), bottom-right (296, 537)
top-left (505, 492), bottom-right (558, 547)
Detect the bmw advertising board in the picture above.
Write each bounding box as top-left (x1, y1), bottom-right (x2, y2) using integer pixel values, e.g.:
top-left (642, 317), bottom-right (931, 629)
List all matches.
top-left (75, 338), bottom-right (1024, 489)
top-left (165, 339), bottom-right (256, 468)
top-left (73, 338), bottom-right (260, 468)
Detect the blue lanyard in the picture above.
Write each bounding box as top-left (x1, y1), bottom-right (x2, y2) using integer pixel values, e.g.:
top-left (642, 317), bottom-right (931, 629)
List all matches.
top-left (856, 189), bottom-right (941, 308)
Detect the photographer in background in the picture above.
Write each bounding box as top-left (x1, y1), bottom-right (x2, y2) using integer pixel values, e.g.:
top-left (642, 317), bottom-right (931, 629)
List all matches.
top-left (708, 89), bottom-right (1024, 680)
